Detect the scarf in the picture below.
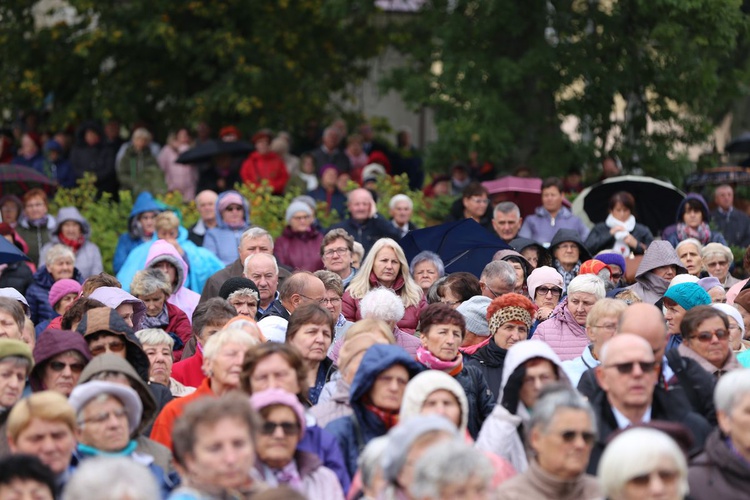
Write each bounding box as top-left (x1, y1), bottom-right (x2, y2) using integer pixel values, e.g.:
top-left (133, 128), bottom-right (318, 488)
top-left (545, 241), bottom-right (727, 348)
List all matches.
top-left (58, 232), bottom-right (85, 253)
top-left (265, 461), bottom-right (303, 491)
top-left (676, 222), bottom-right (711, 245)
top-left (606, 213), bottom-right (636, 256)
top-left (416, 346), bottom-right (464, 376)
top-left (142, 305), bottom-right (169, 329)
top-left (27, 216), bottom-right (49, 228)
top-left (364, 401), bottom-right (400, 430)
top-left (554, 260), bottom-right (580, 292)
top-left (77, 440), bottom-right (137, 458)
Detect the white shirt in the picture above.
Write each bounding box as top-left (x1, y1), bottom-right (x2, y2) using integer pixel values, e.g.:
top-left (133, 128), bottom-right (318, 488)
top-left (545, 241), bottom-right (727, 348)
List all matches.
top-left (611, 405), bottom-right (652, 430)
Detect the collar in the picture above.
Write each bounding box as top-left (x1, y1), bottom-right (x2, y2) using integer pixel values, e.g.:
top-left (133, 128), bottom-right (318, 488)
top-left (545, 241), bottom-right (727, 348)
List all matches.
top-left (611, 405), bottom-right (651, 429)
top-left (257, 291), bottom-right (280, 314)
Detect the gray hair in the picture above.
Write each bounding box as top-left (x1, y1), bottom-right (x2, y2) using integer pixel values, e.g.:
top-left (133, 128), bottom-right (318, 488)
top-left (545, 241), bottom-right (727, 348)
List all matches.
top-left (598, 428), bottom-right (688, 499)
top-left (134, 328), bottom-right (174, 350)
top-left (409, 250), bottom-right (445, 278)
top-left (131, 127), bottom-right (152, 143)
top-left (352, 241), bottom-right (365, 261)
top-left (409, 440), bottom-right (493, 499)
top-left (62, 456), bottom-right (160, 500)
top-left (243, 252), bottom-right (278, 276)
top-left (493, 201), bottom-right (521, 218)
top-left (701, 242), bottom-right (733, 264)
top-left (130, 268), bottom-right (172, 298)
top-left (227, 289), bottom-right (259, 304)
top-left (314, 270), bottom-right (344, 297)
top-left (388, 194), bottom-right (413, 211)
top-left (45, 244), bottom-right (75, 269)
top-left (529, 385), bottom-right (596, 435)
top-left (567, 274), bottom-right (606, 300)
top-left (675, 238), bottom-right (703, 254)
top-left (426, 276), bottom-right (448, 304)
top-left (360, 287), bottom-right (405, 324)
top-left (240, 227), bottom-right (274, 250)
top-left (202, 328), bottom-right (258, 364)
top-left (714, 368), bottom-right (750, 415)
top-left (480, 260), bottom-right (517, 289)
top-left (358, 436), bottom-right (389, 492)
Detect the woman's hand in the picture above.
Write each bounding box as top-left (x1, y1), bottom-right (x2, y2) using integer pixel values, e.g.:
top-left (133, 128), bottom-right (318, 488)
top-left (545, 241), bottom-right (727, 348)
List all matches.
top-left (536, 307), bottom-right (554, 322)
top-left (609, 225), bottom-right (626, 235)
top-left (624, 234), bottom-right (637, 248)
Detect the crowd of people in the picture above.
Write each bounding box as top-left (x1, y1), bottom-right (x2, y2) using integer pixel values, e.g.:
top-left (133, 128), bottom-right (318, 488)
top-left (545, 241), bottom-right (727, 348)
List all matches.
top-left (2, 119), bottom-right (750, 499)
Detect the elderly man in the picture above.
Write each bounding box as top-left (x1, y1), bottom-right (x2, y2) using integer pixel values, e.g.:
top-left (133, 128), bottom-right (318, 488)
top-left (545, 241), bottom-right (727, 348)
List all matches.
top-left (492, 202), bottom-right (523, 244)
top-left (68, 381), bottom-right (172, 495)
top-left (257, 272), bottom-right (326, 342)
top-left (711, 184), bottom-right (750, 248)
top-left (587, 333), bottom-right (711, 473)
top-left (199, 227), bottom-right (291, 303)
top-left (479, 261), bottom-right (517, 299)
top-left (187, 190), bottom-right (218, 247)
top-left (320, 229), bottom-right (357, 288)
top-left (243, 253), bottom-right (280, 319)
top-left (329, 189), bottom-right (401, 254)
top-left (389, 194), bottom-right (417, 238)
top-left (311, 126), bottom-right (352, 174)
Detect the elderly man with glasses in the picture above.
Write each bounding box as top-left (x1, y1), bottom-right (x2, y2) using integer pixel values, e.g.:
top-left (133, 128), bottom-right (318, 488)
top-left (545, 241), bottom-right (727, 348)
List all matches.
top-left (257, 272), bottom-right (326, 343)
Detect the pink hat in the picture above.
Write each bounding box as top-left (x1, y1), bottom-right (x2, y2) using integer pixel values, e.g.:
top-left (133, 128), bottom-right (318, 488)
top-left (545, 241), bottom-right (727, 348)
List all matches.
top-left (249, 388), bottom-right (306, 438)
top-left (217, 191), bottom-right (245, 213)
top-left (48, 279), bottom-right (82, 308)
top-left (526, 266), bottom-right (564, 299)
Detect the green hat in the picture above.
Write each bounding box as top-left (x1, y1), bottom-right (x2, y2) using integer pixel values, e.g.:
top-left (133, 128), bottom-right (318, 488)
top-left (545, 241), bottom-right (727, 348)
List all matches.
top-left (0, 339), bottom-right (34, 370)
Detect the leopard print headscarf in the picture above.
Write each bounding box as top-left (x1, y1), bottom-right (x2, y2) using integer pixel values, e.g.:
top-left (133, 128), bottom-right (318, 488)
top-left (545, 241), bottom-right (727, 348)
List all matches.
top-left (488, 306), bottom-right (533, 334)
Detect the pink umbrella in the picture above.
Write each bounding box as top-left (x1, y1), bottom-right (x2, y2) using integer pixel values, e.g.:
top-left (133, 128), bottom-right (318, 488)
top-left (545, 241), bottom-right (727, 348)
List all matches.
top-left (482, 176), bottom-right (542, 217)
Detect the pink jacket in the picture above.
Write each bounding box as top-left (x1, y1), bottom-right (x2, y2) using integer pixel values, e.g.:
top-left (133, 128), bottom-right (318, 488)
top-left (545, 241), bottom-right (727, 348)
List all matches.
top-left (531, 298), bottom-right (589, 361)
top-left (158, 144), bottom-right (197, 201)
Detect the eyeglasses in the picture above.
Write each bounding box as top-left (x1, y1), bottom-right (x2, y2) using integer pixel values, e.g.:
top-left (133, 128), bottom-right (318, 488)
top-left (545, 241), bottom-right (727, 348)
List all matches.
top-left (629, 469), bottom-right (679, 486)
top-left (323, 247), bottom-right (349, 257)
top-left (321, 297), bottom-right (341, 305)
top-left (610, 272), bottom-right (623, 280)
top-left (298, 293), bottom-right (326, 305)
top-left (481, 282), bottom-right (505, 298)
top-left (469, 197), bottom-right (489, 204)
top-left (89, 339), bottom-right (126, 356)
top-left (223, 205), bottom-right (244, 212)
top-left (558, 430), bottom-right (596, 445)
top-left (48, 361), bottom-right (85, 373)
top-left (80, 408), bottom-right (128, 425)
top-left (593, 323), bottom-right (618, 333)
top-left (260, 421), bottom-right (300, 436)
top-left (604, 361), bottom-right (656, 375)
top-left (706, 261), bottom-right (728, 268)
top-left (691, 329), bottom-right (729, 342)
top-left (535, 286), bottom-right (562, 297)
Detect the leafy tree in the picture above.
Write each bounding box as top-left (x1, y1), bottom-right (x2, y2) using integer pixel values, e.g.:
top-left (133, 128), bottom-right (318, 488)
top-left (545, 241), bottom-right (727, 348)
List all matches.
top-left (0, 0), bottom-right (383, 134)
top-left (382, 0), bottom-right (750, 179)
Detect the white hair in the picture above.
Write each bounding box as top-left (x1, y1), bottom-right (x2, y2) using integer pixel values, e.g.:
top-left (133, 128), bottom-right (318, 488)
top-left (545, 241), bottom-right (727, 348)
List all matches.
top-left (240, 227), bottom-right (274, 250)
top-left (243, 252), bottom-right (278, 276)
top-left (360, 287), bottom-right (405, 325)
top-left (409, 440), bottom-right (493, 499)
top-left (598, 428), bottom-right (689, 499)
top-left (62, 456), bottom-right (160, 500)
top-left (675, 238), bottom-right (703, 254)
top-left (480, 260), bottom-right (517, 290)
top-left (567, 274), bottom-right (606, 300)
top-left (134, 328), bottom-right (174, 350)
top-left (202, 328), bottom-right (258, 364)
top-left (701, 242), bottom-right (733, 264)
top-left (388, 194), bottom-right (413, 210)
top-left (45, 244), bottom-right (75, 268)
top-left (714, 368), bottom-right (750, 415)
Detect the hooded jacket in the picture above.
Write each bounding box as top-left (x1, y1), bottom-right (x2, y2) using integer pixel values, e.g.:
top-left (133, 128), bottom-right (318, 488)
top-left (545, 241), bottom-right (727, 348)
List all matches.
top-left (664, 193), bottom-right (727, 247)
top-left (341, 272), bottom-right (424, 334)
top-left (324, 345), bottom-right (423, 476)
top-left (39, 207), bottom-right (103, 279)
top-left (475, 341), bottom-right (571, 473)
top-left (203, 191), bottom-right (251, 266)
top-left (29, 329), bottom-right (92, 392)
top-left (626, 240), bottom-right (687, 304)
top-left (309, 378), bottom-right (352, 428)
top-left (77, 354), bottom-right (172, 473)
top-left (532, 298), bottom-right (589, 361)
top-left (88, 286), bottom-right (147, 332)
top-left (145, 240), bottom-right (200, 320)
top-left (688, 429), bottom-right (750, 498)
top-left (25, 266), bottom-right (84, 325)
top-left (518, 205), bottom-right (590, 246)
top-left (113, 192), bottom-right (165, 273)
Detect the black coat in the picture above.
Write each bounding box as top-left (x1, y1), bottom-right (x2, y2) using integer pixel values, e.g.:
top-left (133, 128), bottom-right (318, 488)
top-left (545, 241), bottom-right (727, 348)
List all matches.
top-left (711, 208), bottom-right (750, 248)
top-left (0, 261), bottom-right (33, 296)
top-left (468, 337), bottom-right (508, 399)
top-left (454, 363), bottom-right (496, 439)
top-left (328, 215), bottom-right (401, 255)
top-left (584, 221), bottom-right (654, 255)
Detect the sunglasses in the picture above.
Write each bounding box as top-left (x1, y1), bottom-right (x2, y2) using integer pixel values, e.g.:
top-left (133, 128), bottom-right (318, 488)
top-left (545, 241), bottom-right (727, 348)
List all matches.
top-left (604, 361), bottom-right (656, 375)
top-left (536, 286), bottom-right (562, 297)
top-left (261, 421), bottom-right (300, 436)
top-left (224, 205), bottom-right (244, 212)
top-left (48, 361), bottom-right (85, 373)
top-left (691, 329), bottom-right (729, 342)
top-left (559, 430), bottom-right (596, 445)
top-left (630, 469), bottom-right (679, 486)
top-left (90, 340), bottom-right (126, 356)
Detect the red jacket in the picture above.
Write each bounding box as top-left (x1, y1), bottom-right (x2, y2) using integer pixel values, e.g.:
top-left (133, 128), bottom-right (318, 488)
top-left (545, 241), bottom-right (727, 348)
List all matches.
top-left (273, 226), bottom-right (325, 272)
top-left (240, 151), bottom-right (289, 195)
top-left (150, 377), bottom-right (214, 449)
top-left (165, 302), bottom-right (192, 362)
top-left (171, 347), bottom-right (205, 389)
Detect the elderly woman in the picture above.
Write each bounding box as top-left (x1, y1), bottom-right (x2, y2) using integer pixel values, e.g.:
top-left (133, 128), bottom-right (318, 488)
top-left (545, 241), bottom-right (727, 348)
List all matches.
top-left (699, 276), bottom-right (727, 304)
top-left (415, 303), bottom-right (495, 438)
top-left (26, 244), bottom-right (84, 324)
top-left (116, 127), bottom-right (167, 195)
top-left (626, 241), bottom-right (687, 305)
top-left (203, 190), bottom-right (252, 266)
top-left (325, 344), bottom-right (423, 477)
top-left (549, 228), bottom-right (592, 293)
top-left (15, 188), bottom-right (55, 266)
top-left (585, 191), bottom-right (654, 257)
top-left (495, 386), bottom-right (601, 499)
top-left (218, 277), bottom-right (260, 318)
top-left (409, 251), bottom-right (445, 294)
top-left (526, 266), bottom-right (565, 330)
top-left (435, 272), bottom-right (482, 309)
top-left (712, 303), bottom-right (749, 354)
top-left (0, 194), bottom-right (23, 229)
top-left (410, 440), bottom-right (496, 500)
top-left (88, 286), bottom-right (146, 332)
top-left (130, 269), bottom-right (191, 361)
top-left (600, 428), bottom-right (689, 500)
top-left (665, 193), bottom-right (727, 248)
top-left (274, 200), bottom-right (324, 272)
top-left (702, 243), bottom-right (740, 291)
top-left (135, 328), bottom-right (196, 398)
top-left (663, 282), bottom-right (712, 351)
top-left (149, 327), bottom-right (258, 450)
top-left (676, 238), bottom-right (704, 278)
top-left (469, 293), bottom-right (537, 396)
top-left (342, 238), bottom-right (424, 333)
top-left (0, 339), bottom-right (34, 456)
top-left (28, 329), bottom-right (90, 397)
top-left (533, 274), bottom-right (606, 361)
top-left (39, 207), bottom-right (103, 279)
top-left (313, 270), bottom-right (352, 348)
top-left (250, 389), bottom-right (344, 498)
top-left (170, 393), bottom-right (265, 499)
top-left (689, 369), bottom-right (750, 496)
top-left (677, 305), bottom-right (740, 377)
top-left (285, 304), bottom-right (334, 405)
top-left (510, 237), bottom-right (550, 270)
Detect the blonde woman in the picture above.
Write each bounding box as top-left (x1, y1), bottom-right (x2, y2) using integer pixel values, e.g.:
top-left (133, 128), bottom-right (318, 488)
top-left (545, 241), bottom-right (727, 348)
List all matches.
top-left (341, 238), bottom-right (424, 333)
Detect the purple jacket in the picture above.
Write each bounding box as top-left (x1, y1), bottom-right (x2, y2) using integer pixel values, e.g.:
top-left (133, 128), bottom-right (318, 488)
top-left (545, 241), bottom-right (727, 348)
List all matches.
top-left (531, 298), bottom-right (589, 361)
top-left (518, 206), bottom-right (590, 246)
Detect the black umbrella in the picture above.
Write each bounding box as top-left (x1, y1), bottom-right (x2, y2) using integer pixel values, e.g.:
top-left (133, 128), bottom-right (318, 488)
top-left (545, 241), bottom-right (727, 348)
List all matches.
top-left (0, 164), bottom-right (58, 197)
top-left (725, 133), bottom-right (750, 154)
top-left (400, 219), bottom-right (510, 278)
top-left (176, 139), bottom-right (254, 164)
top-left (0, 236), bottom-right (30, 265)
top-left (572, 175), bottom-right (685, 235)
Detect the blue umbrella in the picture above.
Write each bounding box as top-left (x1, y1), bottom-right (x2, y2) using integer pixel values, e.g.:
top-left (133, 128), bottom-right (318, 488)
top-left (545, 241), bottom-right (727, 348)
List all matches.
top-left (0, 236), bottom-right (30, 265)
top-left (400, 219), bottom-right (510, 278)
